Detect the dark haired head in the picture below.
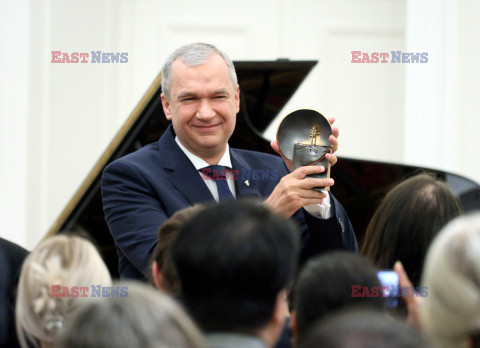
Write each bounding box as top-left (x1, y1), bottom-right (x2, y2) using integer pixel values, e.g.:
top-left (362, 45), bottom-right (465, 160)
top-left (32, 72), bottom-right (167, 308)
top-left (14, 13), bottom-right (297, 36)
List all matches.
top-left (361, 173), bottom-right (461, 286)
top-left (300, 308), bottom-right (426, 348)
top-left (293, 251), bottom-right (383, 341)
top-left (150, 205), bottom-right (205, 294)
top-left (170, 199), bottom-right (299, 333)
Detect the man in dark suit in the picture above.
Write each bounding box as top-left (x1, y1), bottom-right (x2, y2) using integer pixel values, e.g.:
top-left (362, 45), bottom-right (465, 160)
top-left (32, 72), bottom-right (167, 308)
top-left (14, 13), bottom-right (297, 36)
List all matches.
top-left (0, 238), bottom-right (29, 348)
top-left (102, 42), bottom-right (358, 280)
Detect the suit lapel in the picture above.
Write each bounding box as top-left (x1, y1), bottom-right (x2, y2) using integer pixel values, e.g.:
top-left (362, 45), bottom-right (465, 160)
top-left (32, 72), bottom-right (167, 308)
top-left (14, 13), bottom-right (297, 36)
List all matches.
top-left (230, 149), bottom-right (262, 198)
top-left (171, 159), bottom-right (214, 204)
top-left (158, 126), bottom-right (214, 205)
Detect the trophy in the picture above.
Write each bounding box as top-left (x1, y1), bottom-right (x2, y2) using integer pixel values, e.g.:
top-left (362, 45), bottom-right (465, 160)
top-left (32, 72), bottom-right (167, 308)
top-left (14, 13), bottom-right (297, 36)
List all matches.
top-left (276, 109), bottom-right (333, 191)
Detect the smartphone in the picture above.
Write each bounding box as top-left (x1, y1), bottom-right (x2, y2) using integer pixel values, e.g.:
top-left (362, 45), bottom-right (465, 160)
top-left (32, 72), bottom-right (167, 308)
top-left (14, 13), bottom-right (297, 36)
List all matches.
top-left (377, 270), bottom-right (400, 309)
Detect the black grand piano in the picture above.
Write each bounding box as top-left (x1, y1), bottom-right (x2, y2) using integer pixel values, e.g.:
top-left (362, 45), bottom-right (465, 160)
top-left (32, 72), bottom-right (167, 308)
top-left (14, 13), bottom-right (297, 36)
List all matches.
top-left (46, 60), bottom-right (480, 277)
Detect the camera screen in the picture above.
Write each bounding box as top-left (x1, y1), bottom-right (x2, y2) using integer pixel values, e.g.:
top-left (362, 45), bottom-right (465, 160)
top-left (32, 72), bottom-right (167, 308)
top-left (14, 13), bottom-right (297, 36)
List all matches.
top-left (377, 270), bottom-right (399, 309)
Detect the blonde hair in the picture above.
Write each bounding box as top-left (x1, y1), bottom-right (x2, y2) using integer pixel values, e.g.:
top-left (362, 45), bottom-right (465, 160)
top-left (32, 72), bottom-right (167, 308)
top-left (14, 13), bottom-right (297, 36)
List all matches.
top-left (421, 213), bottom-right (480, 348)
top-left (15, 234), bottom-right (111, 348)
top-left (57, 281), bottom-right (208, 348)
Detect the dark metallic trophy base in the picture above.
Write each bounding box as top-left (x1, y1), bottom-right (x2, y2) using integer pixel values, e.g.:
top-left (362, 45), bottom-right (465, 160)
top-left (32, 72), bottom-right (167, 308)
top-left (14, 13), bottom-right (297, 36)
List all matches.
top-left (292, 144), bottom-right (332, 191)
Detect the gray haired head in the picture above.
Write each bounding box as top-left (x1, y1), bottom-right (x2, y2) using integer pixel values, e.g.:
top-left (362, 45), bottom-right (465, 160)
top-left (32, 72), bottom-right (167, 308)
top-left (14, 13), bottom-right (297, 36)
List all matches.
top-left (161, 42), bottom-right (238, 100)
top-left (57, 281), bottom-right (207, 348)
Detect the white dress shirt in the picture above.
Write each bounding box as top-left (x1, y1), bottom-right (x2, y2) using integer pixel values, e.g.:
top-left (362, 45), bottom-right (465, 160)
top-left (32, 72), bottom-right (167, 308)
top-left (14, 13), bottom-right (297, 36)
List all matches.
top-left (175, 137), bottom-right (236, 202)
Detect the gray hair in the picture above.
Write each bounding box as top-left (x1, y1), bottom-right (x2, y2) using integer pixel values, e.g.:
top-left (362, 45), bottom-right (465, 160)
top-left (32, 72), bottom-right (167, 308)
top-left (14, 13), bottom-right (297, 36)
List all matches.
top-left (161, 42), bottom-right (238, 100)
top-left (15, 234), bottom-right (112, 348)
top-left (421, 213), bottom-right (480, 348)
top-left (57, 281), bottom-right (208, 348)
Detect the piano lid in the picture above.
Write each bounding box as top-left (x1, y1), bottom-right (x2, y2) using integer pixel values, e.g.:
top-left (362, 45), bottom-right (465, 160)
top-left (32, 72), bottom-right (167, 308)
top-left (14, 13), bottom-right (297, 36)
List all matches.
top-left (46, 60), bottom-right (480, 277)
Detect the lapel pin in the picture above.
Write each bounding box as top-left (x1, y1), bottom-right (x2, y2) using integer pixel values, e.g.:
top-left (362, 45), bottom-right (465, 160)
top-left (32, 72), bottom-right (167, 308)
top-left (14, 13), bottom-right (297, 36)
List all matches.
top-left (244, 180), bottom-right (250, 187)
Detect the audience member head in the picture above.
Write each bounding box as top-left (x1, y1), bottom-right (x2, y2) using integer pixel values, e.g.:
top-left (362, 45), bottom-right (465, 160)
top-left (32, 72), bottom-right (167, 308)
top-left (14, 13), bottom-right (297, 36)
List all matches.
top-left (15, 234), bottom-right (111, 348)
top-left (421, 213), bottom-right (480, 348)
top-left (299, 308), bottom-right (426, 348)
top-left (151, 205), bottom-right (204, 294)
top-left (57, 281), bottom-right (207, 348)
top-left (170, 200), bottom-right (299, 346)
top-left (292, 251), bottom-right (384, 343)
top-left (361, 173), bottom-right (461, 286)
top-left (0, 238), bottom-right (29, 347)
top-left (161, 42), bottom-right (238, 100)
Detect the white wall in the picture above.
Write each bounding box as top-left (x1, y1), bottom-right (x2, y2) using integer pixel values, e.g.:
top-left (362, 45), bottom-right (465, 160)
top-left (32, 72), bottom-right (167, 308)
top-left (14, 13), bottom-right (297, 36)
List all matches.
top-left (0, 0), bottom-right (29, 247)
top-left (457, 0), bottom-right (480, 183)
top-left (2, 0), bottom-right (479, 250)
top-left (403, 0), bottom-right (480, 184)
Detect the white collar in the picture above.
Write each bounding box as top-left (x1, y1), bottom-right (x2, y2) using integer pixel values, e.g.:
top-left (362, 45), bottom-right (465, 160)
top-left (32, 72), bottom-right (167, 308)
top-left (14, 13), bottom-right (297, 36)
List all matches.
top-left (175, 137), bottom-right (232, 170)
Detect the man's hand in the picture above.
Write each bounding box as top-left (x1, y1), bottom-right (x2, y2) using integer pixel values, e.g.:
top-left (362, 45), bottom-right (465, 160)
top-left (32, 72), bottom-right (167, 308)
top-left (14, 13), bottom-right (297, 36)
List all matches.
top-left (264, 166), bottom-right (334, 218)
top-left (270, 116), bottom-right (339, 171)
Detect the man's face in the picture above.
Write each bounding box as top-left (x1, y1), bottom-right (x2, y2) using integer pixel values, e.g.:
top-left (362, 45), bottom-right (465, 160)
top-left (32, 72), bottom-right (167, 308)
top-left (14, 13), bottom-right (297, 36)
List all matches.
top-left (161, 54), bottom-right (240, 160)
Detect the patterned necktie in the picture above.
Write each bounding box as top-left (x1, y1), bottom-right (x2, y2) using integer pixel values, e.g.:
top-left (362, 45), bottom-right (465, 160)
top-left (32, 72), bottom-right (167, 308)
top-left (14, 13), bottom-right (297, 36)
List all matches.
top-left (201, 165), bottom-right (235, 201)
